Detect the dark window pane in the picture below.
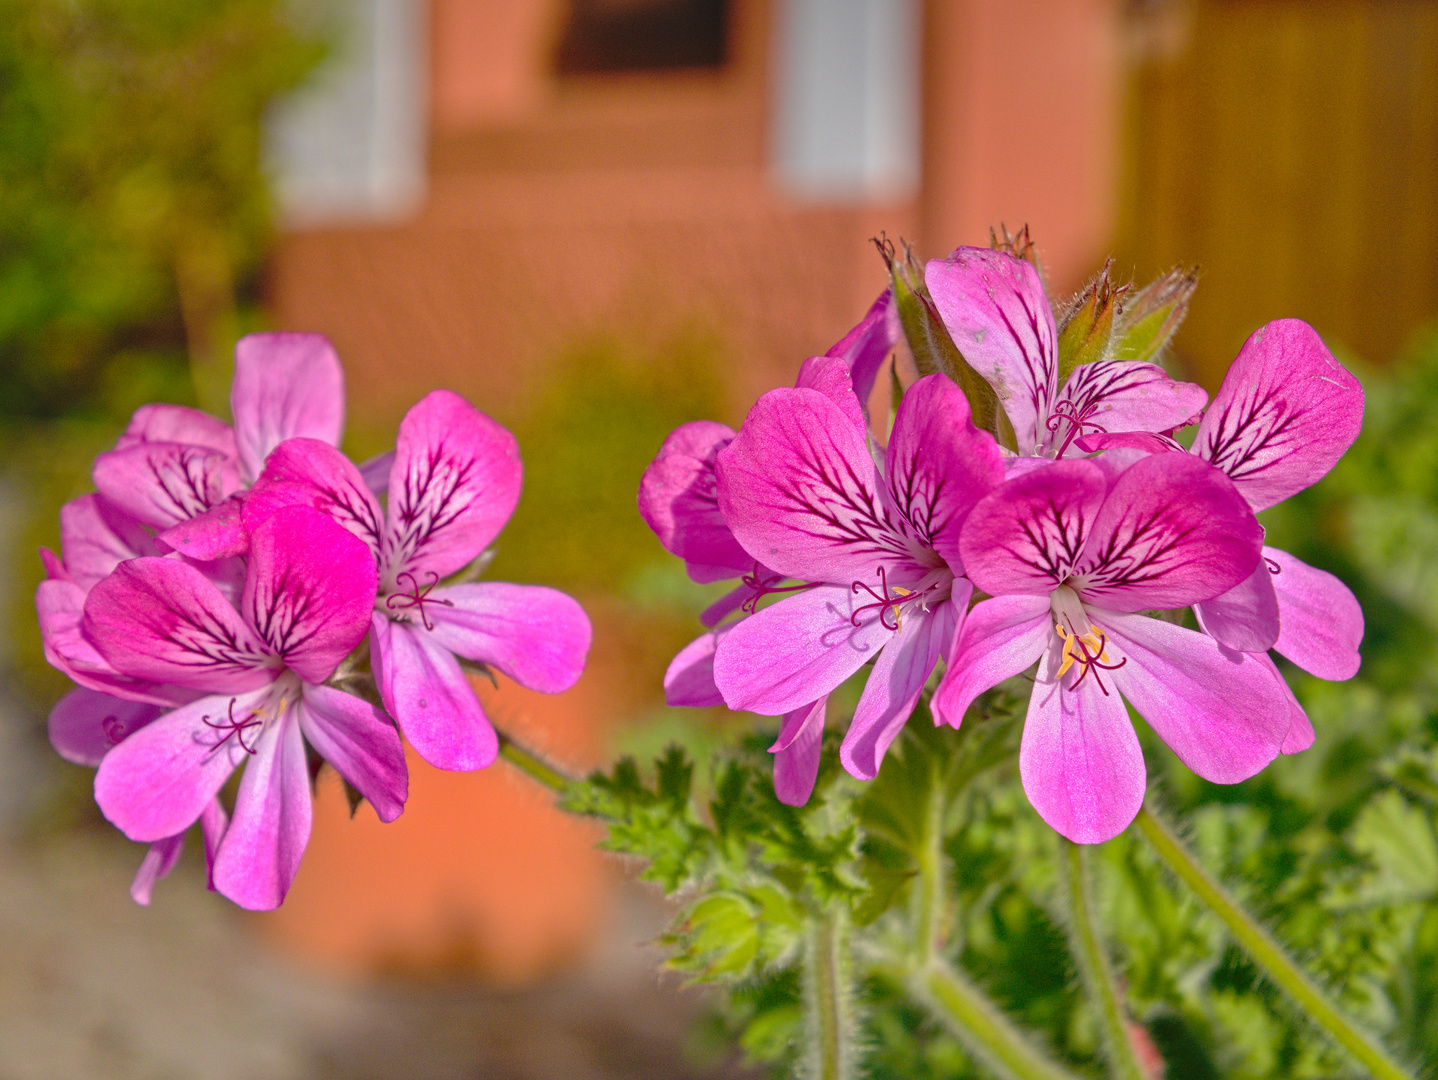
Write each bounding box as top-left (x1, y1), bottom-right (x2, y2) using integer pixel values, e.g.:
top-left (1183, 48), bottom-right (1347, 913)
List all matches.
top-left (555, 0), bottom-right (728, 74)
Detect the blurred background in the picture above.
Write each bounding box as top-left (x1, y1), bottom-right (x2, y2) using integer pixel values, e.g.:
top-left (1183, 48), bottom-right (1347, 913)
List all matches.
top-left (2, 0), bottom-right (1437, 1077)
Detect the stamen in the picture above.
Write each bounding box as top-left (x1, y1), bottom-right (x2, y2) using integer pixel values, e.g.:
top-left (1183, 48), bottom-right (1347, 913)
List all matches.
top-left (1046, 399), bottom-right (1108, 458)
top-left (740, 563), bottom-right (819, 614)
top-left (1054, 623), bottom-right (1127, 696)
top-left (385, 570), bottom-right (455, 631)
top-left (1265, 557), bottom-right (1281, 575)
top-left (101, 714), bottom-right (128, 747)
top-left (850, 566), bottom-right (918, 631)
top-left (201, 697), bottom-right (262, 755)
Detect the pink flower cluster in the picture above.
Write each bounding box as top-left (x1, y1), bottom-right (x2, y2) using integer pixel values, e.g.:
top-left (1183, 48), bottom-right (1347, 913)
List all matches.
top-left (642, 247), bottom-right (1364, 843)
top-left (39, 334), bottom-right (591, 909)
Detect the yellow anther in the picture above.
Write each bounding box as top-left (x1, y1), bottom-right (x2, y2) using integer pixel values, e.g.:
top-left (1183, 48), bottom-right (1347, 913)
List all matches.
top-left (1054, 623), bottom-right (1111, 678)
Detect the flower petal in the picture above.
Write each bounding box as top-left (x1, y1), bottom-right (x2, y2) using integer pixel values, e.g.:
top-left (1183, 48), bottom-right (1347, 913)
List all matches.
top-left (49, 687), bottom-right (163, 766)
top-left (926, 247), bottom-right (1058, 453)
top-left (384, 390), bottom-right (522, 583)
top-left (211, 704), bottom-right (312, 910)
top-left (713, 584), bottom-right (894, 716)
top-left (1193, 319), bottom-right (1363, 511)
top-left (298, 685), bottom-right (408, 822)
top-left (825, 288), bottom-right (898, 412)
top-left (231, 332), bottom-right (345, 482)
top-left (960, 459), bottom-right (1107, 596)
top-left (1074, 453), bottom-right (1263, 611)
top-left (247, 438), bottom-right (385, 558)
top-left (370, 615), bottom-right (498, 771)
top-left (638, 420), bottom-right (752, 581)
top-left (840, 598), bottom-right (957, 781)
top-left (772, 697), bottom-right (827, 807)
top-left (130, 834), bottom-right (185, 906)
top-left (155, 496), bottom-right (248, 561)
top-left (794, 356), bottom-right (867, 432)
top-left (242, 505), bottom-right (378, 684)
top-left (116, 404), bottom-right (236, 457)
top-left (1051, 361), bottom-right (1207, 454)
top-left (700, 582), bottom-right (752, 628)
top-left (358, 450), bottom-right (394, 496)
top-left (1268, 547), bottom-right (1363, 680)
top-left (1100, 611), bottom-right (1288, 783)
top-left (60, 495), bottom-right (158, 590)
top-left (1193, 559), bottom-right (1281, 653)
top-left (931, 595), bottom-right (1051, 728)
top-left (664, 626), bottom-right (729, 708)
top-left (424, 583), bottom-right (591, 694)
top-left (92, 442), bottom-right (239, 530)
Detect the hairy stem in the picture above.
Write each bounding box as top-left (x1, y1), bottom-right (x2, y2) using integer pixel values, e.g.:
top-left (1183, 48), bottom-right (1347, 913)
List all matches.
top-left (806, 912), bottom-right (856, 1080)
top-left (914, 760), bottom-right (947, 962)
top-left (496, 731), bottom-right (573, 793)
top-left (1060, 840), bottom-right (1148, 1080)
top-left (1134, 806), bottom-right (1415, 1080)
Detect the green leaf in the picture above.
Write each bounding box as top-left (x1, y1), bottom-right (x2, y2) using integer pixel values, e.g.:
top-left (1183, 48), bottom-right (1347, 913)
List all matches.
top-left (1348, 789), bottom-right (1438, 904)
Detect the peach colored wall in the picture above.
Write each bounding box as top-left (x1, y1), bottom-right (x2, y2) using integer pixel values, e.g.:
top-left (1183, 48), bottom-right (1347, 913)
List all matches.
top-left (430, 0), bottom-right (564, 128)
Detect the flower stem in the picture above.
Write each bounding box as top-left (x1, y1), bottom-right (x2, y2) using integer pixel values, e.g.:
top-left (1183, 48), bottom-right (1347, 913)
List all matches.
top-left (914, 760), bottom-right (947, 962)
top-left (1134, 806), bottom-right (1415, 1080)
top-left (806, 912), bottom-right (856, 1080)
top-left (1059, 839), bottom-right (1148, 1080)
top-left (496, 731), bottom-right (572, 793)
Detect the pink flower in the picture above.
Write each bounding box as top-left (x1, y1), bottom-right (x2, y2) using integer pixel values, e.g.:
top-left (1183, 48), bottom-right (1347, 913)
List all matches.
top-left (934, 454), bottom-right (1291, 843)
top-left (85, 505), bottom-right (405, 910)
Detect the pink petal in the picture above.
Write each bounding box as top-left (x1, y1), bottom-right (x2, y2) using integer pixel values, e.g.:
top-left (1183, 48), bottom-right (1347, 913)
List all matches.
top-left (155, 495), bottom-right (248, 561)
top-left (370, 615), bottom-right (498, 771)
top-left (49, 687), bottom-right (163, 766)
top-left (424, 583), bottom-right (591, 694)
top-left (700, 582), bottom-right (752, 628)
top-left (247, 438), bottom-right (384, 558)
top-left (92, 442), bottom-right (239, 530)
top-left (960, 459), bottom-right (1107, 596)
top-left (384, 390), bottom-right (522, 582)
top-left (1268, 653), bottom-right (1316, 754)
top-left (242, 505), bottom-right (378, 684)
top-left (1020, 642), bottom-right (1146, 844)
top-left (926, 247), bottom-right (1058, 453)
top-left (1051, 361), bottom-right (1207, 455)
top-left (1193, 559), bottom-right (1281, 653)
top-left (1193, 319), bottom-right (1363, 511)
top-left (116, 403), bottom-right (236, 458)
top-left (298, 685), bottom-right (408, 822)
top-left (794, 356), bottom-right (867, 432)
top-left (1075, 431), bottom-right (1184, 455)
top-left (664, 627), bottom-right (729, 708)
top-left (94, 690), bottom-right (265, 841)
top-left (716, 386), bottom-right (921, 585)
top-left (713, 584), bottom-right (895, 716)
top-left (231, 332), bottom-right (345, 482)
top-left (83, 558), bottom-right (272, 693)
top-left (824, 288), bottom-right (898, 411)
top-left (200, 798), bottom-right (228, 889)
top-left (358, 450), bottom-right (394, 496)
top-left (771, 697), bottom-right (827, 807)
top-left (885, 373), bottom-right (1005, 570)
top-left (130, 834), bottom-right (185, 906)
top-left (1100, 611), bottom-right (1288, 783)
top-left (638, 420), bottom-right (752, 581)
top-left (59, 495), bottom-right (158, 590)
top-left (840, 598), bottom-right (957, 781)
top-left (931, 595), bottom-right (1051, 728)
top-left (1268, 547), bottom-right (1363, 680)
top-left (211, 704), bottom-right (312, 910)
top-left (1074, 453), bottom-right (1263, 612)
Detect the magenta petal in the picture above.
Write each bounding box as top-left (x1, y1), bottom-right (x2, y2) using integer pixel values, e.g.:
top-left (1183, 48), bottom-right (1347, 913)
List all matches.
top-left (1075, 453), bottom-right (1263, 611)
top-left (1268, 547), bottom-right (1363, 680)
top-left (94, 690), bottom-right (264, 841)
top-left (1053, 361), bottom-right (1207, 450)
top-left (359, 450), bottom-right (394, 495)
top-left (931, 595), bottom-right (1051, 728)
top-left (425, 583), bottom-right (591, 694)
top-left (384, 390), bottom-right (521, 582)
top-left (299, 685), bottom-right (408, 822)
top-left (371, 615), bottom-right (498, 771)
top-left (49, 688), bottom-right (163, 766)
top-left (664, 627), bottom-right (729, 708)
top-left (638, 420), bottom-right (752, 580)
top-left (1020, 645), bottom-right (1145, 844)
top-left (93, 442), bottom-right (238, 530)
top-left (201, 798), bottom-right (228, 889)
top-left (926, 247), bottom-right (1058, 453)
top-left (1100, 611), bottom-right (1288, 783)
top-left (794, 356), bottom-right (867, 432)
top-left (1264, 652), bottom-right (1316, 754)
top-left (130, 834), bottom-right (185, 906)
top-left (243, 505), bottom-right (378, 684)
top-left (825, 288), bottom-right (898, 411)
top-left (1194, 560), bottom-right (1281, 653)
top-left (211, 705), bottom-right (312, 910)
top-left (1075, 431), bottom-right (1184, 455)
top-left (717, 386), bottom-right (918, 584)
top-left (960, 459), bottom-right (1107, 596)
top-left (60, 494), bottom-right (158, 590)
top-left (231, 332), bottom-right (345, 481)
top-left (840, 600), bottom-right (956, 781)
top-left (713, 584), bottom-right (894, 715)
top-left (156, 495), bottom-right (248, 560)
top-left (885, 373), bottom-right (1004, 569)
top-left (249, 438), bottom-right (385, 557)
top-left (117, 403), bottom-right (237, 458)
top-left (772, 697), bottom-right (827, 807)
top-left (1194, 319), bottom-right (1364, 511)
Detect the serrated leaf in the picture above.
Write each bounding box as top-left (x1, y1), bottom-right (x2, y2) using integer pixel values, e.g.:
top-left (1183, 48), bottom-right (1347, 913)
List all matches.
top-left (1349, 789), bottom-right (1438, 904)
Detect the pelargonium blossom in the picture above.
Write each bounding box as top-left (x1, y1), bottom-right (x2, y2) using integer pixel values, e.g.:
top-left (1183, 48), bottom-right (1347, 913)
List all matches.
top-left (933, 453), bottom-right (1292, 843)
top-left (237, 390), bottom-right (592, 772)
top-left (86, 504), bottom-right (406, 910)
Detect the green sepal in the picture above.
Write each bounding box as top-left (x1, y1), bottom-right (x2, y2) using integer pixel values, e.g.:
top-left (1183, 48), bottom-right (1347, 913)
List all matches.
top-left (1055, 260), bottom-right (1130, 381)
top-left (1111, 266), bottom-right (1198, 364)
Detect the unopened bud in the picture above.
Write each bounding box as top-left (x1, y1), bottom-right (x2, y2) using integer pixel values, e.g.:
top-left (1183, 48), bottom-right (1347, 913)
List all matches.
top-left (1056, 260), bottom-right (1131, 380)
top-left (1112, 265), bottom-right (1198, 364)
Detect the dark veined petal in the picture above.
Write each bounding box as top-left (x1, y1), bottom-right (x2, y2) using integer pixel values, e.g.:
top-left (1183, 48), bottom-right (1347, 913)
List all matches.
top-left (93, 442), bottom-right (239, 531)
top-left (638, 419), bottom-right (751, 582)
top-left (299, 684), bottom-right (408, 822)
top-left (247, 437), bottom-right (385, 559)
top-left (231, 332), bottom-right (345, 482)
top-left (1049, 360), bottom-right (1207, 454)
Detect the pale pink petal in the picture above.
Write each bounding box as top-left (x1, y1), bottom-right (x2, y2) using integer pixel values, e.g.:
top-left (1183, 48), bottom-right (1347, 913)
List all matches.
top-left (713, 584), bottom-right (894, 716)
top-left (772, 697), bottom-right (827, 806)
top-left (94, 689), bottom-right (267, 841)
top-left (700, 583), bottom-right (752, 628)
top-left (200, 799), bottom-right (228, 890)
top-left (211, 704), bottom-right (312, 910)
top-left (60, 495), bottom-right (158, 590)
top-left (424, 583), bottom-right (591, 694)
top-left (1268, 547), bottom-right (1363, 680)
top-left (358, 450), bottom-right (394, 496)
top-left (384, 390), bottom-right (522, 583)
top-left (1099, 611), bottom-right (1288, 783)
top-left (664, 626), bottom-right (729, 708)
top-left (1193, 319), bottom-right (1363, 511)
top-left (1074, 454), bottom-right (1263, 611)
top-left (926, 247), bottom-right (1058, 453)
top-left (49, 688), bottom-right (163, 766)
top-left (242, 506), bottom-right (377, 684)
top-left (247, 438), bottom-right (384, 557)
top-left (130, 834), bottom-right (185, 906)
top-left (299, 685), bottom-right (407, 822)
top-left (1020, 642), bottom-right (1146, 844)
top-left (960, 459), bottom-right (1107, 596)
top-left (1193, 559), bottom-right (1281, 653)
top-left (884, 373), bottom-right (1004, 569)
top-left (1268, 654), bottom-right (1316, 754)
top-left (93, 442), bottom-right (239, 530)
top-left (638, 420), bottom-right (752, 581)
top-left (231, 332), bottom-right (345, 482)
top-left (116, 403), bottom-right (237, 457)
top-left (794, 356), bottom-right (867, 432)
top-left (155, 496), bottom-right (247, 560)
top-left (931, 595), bottom-right (1051, 728)
top-left (841, 599), bottom-right (957, 781)
top-left (825, 288), bottom-right (898, 411)
top-left (370, 615), bottom-right (498, 771)
top-left (1050, 361), bottom-right (1207, 455)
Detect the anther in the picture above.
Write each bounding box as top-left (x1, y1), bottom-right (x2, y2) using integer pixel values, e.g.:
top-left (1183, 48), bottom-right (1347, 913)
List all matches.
top-left (851, 566), bottom-right (917, 631)
top-left (1047, 400), bottom-right (1108, 458)
top-left (1055, 624), bottom-right (1127, 696)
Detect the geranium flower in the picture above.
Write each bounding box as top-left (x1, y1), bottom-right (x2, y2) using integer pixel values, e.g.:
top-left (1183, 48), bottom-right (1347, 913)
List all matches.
top-left (85, 505), bottom-right (406, 910)
top-left (934, 454), bottom-right (1291, 843)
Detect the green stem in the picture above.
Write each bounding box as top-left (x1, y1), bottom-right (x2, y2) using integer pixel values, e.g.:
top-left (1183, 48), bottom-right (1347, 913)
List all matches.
top-left (807, 912), bottom-right (855, 1080)
top-left (1134, 807), bottom-right (1414, 1080)
top-left (496, 732), bottom-right (572, 793)
top-left (914, 761), bottom-right (947, 962)
top-left (1060, 840), bottom-right (1147, 1080)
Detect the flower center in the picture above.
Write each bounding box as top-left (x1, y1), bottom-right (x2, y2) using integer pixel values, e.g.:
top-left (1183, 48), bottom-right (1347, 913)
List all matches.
top-left (200, 696), bottom-right (263, 756)
top-left (1046, 399), bottom-right (1107, 457)
top-left (1049, 584), bottom-right (1127, 694)
top-left (850, 565), bottom-right (944, 632)
top-left (383, 570), bottom-right (454, 631)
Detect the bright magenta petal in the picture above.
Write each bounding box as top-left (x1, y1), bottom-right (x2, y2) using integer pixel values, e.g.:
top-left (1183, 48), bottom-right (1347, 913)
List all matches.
top-left (130, 833), bottom-right (185, 906)
top-left (1194, 559), bottom-right (1281, 653)
top-left (59, 494), bottom-right (157, 591)
top-left (426, 583), bottom-right (590, 694)
top-left (638, 420), bottom-right (751, 582)
top-left (824, 288), bottom-right (898, 412)
top-left (93, 442), bottom-right (238, 530)
top-left (932, 595), bottom-right (1051, 728)
top-left (1051, 361), bottom-right (1206, 456)
top-left (299, 685), bottom-right (408, 822)
top-left (1268, 547), bottom-right (1363, 680)
top-left (231, 332), bottom-right (345, 482)
top-left (664, 626), bottom-right (729, 708)
top-left (794, 356), bottom-right (867, 432)
top-left (772, 697), bottom-right (827, 807)
top-left (249, 438), bottom-right (385, 558)
top-left (117, 403), bottom-right (237, 458)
